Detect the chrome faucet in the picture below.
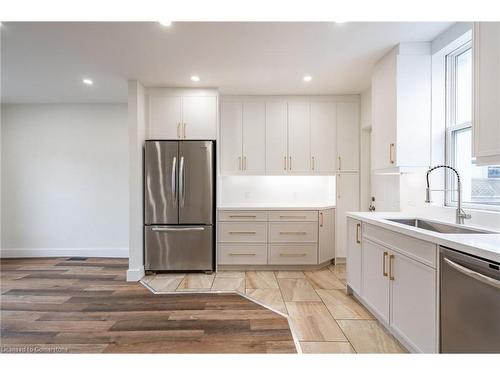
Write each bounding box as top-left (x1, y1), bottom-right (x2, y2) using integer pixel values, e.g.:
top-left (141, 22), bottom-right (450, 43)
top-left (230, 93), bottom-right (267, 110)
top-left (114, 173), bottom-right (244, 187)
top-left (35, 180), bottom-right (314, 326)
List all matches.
top-left (425, 165), bottom-right (471, 224)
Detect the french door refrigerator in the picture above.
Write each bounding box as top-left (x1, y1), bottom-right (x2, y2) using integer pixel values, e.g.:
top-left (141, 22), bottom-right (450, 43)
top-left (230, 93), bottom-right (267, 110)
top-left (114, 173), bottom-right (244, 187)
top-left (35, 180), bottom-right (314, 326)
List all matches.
top-left (144, 140), bottom-right (215, 271)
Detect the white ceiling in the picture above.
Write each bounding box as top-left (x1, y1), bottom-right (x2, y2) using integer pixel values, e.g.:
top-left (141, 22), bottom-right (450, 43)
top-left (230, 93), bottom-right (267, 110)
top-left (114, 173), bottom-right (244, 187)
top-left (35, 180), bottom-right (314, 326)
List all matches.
top-left (1, 22), bottom-right (453, 103)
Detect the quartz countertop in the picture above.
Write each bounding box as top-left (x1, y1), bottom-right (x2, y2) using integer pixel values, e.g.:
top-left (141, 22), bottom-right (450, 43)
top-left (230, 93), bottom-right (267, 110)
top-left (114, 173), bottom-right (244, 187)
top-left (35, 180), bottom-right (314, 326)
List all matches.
top-left (346, 211), bottom-right (500, 263)
top-left (217, 203), bottom-right (336, 210)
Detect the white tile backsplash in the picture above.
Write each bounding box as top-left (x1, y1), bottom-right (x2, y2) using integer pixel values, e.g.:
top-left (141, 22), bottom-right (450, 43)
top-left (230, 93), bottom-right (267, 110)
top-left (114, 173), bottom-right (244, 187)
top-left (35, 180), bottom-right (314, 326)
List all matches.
top-left (218, 175), bottom-right (336, 206)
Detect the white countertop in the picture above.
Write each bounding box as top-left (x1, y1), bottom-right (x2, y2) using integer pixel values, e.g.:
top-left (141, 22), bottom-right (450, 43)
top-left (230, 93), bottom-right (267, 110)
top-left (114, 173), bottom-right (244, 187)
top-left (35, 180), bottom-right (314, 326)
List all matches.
top-left (218, 203), bottom-right (336, 210)
top-left (347, 211), bottom-right (500, 263)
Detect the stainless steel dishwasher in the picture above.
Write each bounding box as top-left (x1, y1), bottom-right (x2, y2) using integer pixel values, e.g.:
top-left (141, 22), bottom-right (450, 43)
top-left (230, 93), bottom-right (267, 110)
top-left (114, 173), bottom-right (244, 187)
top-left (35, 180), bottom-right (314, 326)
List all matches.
top-left (440, 246), bottom-right (500, 353)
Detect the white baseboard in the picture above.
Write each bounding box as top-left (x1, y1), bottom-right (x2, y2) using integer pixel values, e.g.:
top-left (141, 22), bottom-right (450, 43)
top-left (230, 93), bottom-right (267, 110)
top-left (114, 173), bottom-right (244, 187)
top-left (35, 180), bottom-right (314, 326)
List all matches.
top-left (0, 248), bottom-right (129, 258)
top-left (127, 267), bottom-right (145, 282)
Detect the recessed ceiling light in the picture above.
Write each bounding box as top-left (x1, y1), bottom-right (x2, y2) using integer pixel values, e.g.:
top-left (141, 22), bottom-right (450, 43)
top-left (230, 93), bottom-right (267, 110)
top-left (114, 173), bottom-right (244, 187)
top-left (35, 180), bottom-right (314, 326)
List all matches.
top-left (303, 75), bottom-right (312, 82)
top-left (159, 21), bottom-right (172, 27)
top-left (191, 75), bottom-right (200, 82)
top-left (82, 78), bottom-right (93, 85)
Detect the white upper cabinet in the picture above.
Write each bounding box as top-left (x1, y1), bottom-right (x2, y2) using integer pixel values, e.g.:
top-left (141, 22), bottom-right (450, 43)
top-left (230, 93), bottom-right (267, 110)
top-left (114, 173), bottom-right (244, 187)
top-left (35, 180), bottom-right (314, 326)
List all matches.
top-left (220, 98), bottom-right (266, 175)
top-left (242, 101), bottom-right (266, 173)
top-left (371, 43), bottom-right (431, 173)
top-left (311, 101), bottom-right (337, 174)
top-left (220, 99), bottom-right (243, 174)
top-left (220, 96), bottom-right (353, 175)
top-left (337, 102), bottom-right (360, 172)
top-left (182, 96), bottom-right (217, 140)
top-left (266, 100), bottom-right (288, 174)
top-left (148, 95), bottom-right (182, 139)
top-left (473, 22), bottom-right (500, 165)
top-left (288, 101), bottom-right (311, 173)
top-left (147, 89), bottom-right (217, 140)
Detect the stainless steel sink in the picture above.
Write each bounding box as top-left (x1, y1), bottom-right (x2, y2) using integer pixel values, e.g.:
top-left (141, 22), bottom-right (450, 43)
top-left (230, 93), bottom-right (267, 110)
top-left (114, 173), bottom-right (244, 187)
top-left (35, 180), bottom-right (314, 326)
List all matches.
top-left (386, 218), bottom-right (494, 234)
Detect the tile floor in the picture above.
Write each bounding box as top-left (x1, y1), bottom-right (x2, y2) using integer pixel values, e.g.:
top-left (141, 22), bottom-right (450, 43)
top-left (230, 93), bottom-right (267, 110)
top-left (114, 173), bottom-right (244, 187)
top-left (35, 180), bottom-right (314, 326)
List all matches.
top-left (142, 264), bottom-right (407, 354)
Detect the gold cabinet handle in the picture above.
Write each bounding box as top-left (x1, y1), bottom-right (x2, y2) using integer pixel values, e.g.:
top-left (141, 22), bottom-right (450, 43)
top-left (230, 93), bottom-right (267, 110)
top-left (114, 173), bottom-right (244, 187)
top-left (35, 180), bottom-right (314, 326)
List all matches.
top-left (279, 231), bottom-right (307, 235)
top-left (319, 212), bottom-right (324, 227)
top-left (229, 253), bottom-right (256, 256)
top-left (356, 223), bottom-right (361, 244)
top-left (289, 156), bottom-right (292, 170)
top-left (229, 231), bottom-right (257, 235)
top-left (338, 155), bottom-right (342, 171)
top-left (284, 156), bottom-right (287, 170)
top-left (279, 215), bottom-right (306, 219)
top-left (311, 156), bottom-right (315, 171)
top-left (389, 143), bottom-right (395, 164)
top-left (243, 156), bottom-right (247, 170)
top-left (183, 123), bottom-right (186, 138)
top-left (177, 123), bottom-right (181, 138)
top-left (229, 215), bottom-right (257, 218)
top-left (280, 253), bottom-right (307, 257)
top-left (389, 254), bottom-right (395, 280)
top-left (383, 251), bottom-right (388, 277)
top-left (238, 156), bottom-right (242, 170)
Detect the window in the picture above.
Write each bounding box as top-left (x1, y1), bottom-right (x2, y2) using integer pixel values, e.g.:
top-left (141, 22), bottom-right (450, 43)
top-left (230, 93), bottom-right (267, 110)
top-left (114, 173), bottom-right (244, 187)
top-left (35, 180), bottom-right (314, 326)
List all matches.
top-left (445, 42), bottom-right (500, 210)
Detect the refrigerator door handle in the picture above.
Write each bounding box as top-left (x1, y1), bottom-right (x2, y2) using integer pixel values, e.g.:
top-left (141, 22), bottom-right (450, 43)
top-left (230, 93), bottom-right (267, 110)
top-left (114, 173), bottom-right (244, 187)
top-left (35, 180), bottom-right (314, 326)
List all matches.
top-left (179, 156), bottom-right (185, 207)
top-left (171, 156), bottom-right (177, 202)
top-left (151, 226), bottom-right (205, 232)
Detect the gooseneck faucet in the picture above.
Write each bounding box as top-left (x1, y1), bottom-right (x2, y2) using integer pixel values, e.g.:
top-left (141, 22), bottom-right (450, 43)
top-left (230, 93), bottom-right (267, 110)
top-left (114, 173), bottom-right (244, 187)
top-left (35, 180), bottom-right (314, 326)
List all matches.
top-left (425, 165), bottom-right (471, 224)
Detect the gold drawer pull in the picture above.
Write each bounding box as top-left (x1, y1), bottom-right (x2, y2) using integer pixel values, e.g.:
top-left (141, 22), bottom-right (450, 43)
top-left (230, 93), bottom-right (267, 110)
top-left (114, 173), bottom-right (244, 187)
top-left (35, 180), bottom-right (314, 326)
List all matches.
top-left (229, 215), bottom-right (257, 218)
top-left (383, 251), bottom-right (388, 277)
top-left (229, 253), bottom-right (256, 256)
top-left (389, 143), bottom-right (395, 164)
top-left (279, 231), bottom-right (307, 235)
top-left (356, 223), bottom-right (361, 244)
top-left (279, 215), bottom-right (307, 219)
top-left (389, 254), bottom-right (395, 280)
top-left (280, 253), bottom-right (307, 257)
top-left (229, 231), bottom-right (257, 235)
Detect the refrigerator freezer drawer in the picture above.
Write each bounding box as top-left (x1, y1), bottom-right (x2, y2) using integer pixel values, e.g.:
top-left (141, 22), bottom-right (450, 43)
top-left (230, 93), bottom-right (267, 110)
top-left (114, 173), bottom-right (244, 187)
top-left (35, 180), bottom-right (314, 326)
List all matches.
top-left (145, 225), bottom-right (213, 271)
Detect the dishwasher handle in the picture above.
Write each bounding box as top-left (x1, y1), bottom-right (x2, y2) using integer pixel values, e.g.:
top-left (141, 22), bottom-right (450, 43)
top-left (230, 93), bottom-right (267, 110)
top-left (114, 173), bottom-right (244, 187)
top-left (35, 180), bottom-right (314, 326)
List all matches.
top-left (444, 257), bottom-right (500, 290)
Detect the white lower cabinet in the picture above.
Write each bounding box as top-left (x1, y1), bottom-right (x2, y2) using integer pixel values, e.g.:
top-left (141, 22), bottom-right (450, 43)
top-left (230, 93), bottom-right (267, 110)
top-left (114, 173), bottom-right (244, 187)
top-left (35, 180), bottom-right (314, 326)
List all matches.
top-left (335, 172), bottom-right (360, 259)
top-left (346, 218), bottom-right (362, 294)
top-left (390, 252), bottom-right (437, 353)
top-left (218, 244), bottom-right (268, 265)
top-left (268, 244), bottom-right (317, 265)
top-left (350, 222), bottom-right (438, 353)
top-left (361, 239), bottom-right (390, 322)
top-left (318, 209), bottom-right (335, 263)
top-left (217, 209), bottom-right (335, 266)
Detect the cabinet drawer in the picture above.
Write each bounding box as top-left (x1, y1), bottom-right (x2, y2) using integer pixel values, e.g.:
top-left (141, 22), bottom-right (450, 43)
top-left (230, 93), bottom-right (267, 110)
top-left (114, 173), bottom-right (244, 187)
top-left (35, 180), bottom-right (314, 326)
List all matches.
top-left (363, 224), bottom-right (437, 268)
top-left (218, 210), bottom-right (268, 222)
top-left (268, 211), bottom-right (318, 222)
top-left (218, 222), bottom-right (267, 243)
top-left (269, 222), bottom-right (318, 243)
top-left (268, 244), bottom-right (317, 265)
top-left (218, 244), bottom-right (268, 265)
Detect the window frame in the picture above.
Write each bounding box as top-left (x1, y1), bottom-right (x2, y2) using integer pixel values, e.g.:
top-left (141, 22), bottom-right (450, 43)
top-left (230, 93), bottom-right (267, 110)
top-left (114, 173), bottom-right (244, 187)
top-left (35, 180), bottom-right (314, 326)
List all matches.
top-left (444, 41), bottom-right (500, 212)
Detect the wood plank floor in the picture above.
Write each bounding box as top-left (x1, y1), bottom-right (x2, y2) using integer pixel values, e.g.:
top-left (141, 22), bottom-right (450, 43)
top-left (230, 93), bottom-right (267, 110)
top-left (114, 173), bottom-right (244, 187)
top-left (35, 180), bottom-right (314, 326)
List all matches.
top-left (0, 258), bottom-right (296, 353)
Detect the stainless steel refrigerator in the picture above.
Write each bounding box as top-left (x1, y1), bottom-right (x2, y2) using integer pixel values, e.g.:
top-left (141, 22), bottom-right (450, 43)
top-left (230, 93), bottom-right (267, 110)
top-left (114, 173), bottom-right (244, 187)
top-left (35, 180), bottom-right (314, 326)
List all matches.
top-left (144, 140), bottom-right (215, 272)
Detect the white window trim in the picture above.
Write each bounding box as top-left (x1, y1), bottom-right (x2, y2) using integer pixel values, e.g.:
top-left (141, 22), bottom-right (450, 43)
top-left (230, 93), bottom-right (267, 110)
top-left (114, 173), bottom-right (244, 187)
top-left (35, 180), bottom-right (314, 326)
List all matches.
top-left (444, 41), bottom-right (500, 212)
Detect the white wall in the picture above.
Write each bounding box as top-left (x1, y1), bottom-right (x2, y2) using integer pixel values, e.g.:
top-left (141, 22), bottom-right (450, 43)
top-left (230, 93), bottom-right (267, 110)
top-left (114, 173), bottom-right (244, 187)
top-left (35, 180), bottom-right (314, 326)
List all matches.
top-left (127, 81), bottom-right (146, 281)
top-left (219, 175), bottom-right (335, 206)
top-left (1, 104), bottom-right (129, 257)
